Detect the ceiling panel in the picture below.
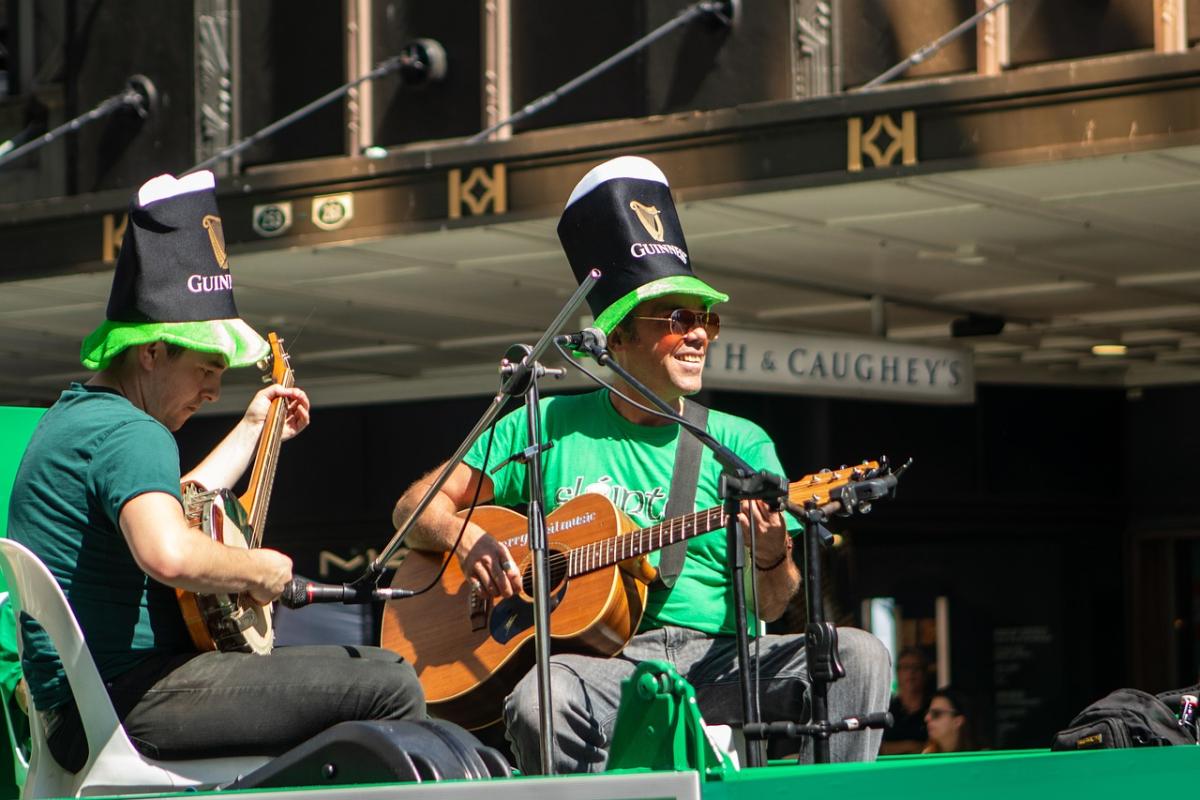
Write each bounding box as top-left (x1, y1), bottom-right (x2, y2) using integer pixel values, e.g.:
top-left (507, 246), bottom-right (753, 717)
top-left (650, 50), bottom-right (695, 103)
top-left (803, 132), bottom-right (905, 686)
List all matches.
top-left (7, 146), bottom-right (1200, 406)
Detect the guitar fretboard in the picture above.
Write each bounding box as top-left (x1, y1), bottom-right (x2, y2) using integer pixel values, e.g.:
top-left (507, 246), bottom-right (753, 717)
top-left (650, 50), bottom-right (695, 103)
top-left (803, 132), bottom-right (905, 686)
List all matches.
top-left (565, 506), bottom-right (727, 577)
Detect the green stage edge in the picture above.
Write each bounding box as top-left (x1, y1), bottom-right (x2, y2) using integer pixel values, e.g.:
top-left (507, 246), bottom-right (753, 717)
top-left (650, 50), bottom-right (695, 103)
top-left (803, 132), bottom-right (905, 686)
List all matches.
top-left (59, 747), bottom-right (1200, 800)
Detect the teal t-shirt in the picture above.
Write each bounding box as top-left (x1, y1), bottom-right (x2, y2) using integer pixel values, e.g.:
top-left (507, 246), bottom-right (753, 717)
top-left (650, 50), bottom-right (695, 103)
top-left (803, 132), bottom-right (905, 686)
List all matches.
top-left (464, 389), bottom-right (794, 636)
top-left (7, 384), bottom-right (193, 710)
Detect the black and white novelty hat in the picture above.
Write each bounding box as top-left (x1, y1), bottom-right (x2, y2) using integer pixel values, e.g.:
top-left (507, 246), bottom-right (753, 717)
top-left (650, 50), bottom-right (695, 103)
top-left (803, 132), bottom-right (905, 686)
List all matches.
top-left (80, 170), bottom-right (268, 370)
top-left (556, 156), bottom-right (728, 334)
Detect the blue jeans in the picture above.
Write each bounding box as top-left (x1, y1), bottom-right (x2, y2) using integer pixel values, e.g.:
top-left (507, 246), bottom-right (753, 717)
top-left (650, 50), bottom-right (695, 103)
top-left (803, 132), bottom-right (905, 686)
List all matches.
top-left (503, 626), bottom-right (891, 774)
top-left (48, 645), bottom-right (425, 771)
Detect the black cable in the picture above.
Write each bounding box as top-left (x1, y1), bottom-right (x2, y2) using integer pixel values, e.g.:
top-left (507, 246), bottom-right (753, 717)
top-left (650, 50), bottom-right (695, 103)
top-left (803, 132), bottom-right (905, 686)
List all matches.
top-left (554, 339), bottom-right (770, 710)
top-left (186, 40), bottom-right (445, 174)
top-left (0, 76), bottom-right (154, 171)
top-left (406, 422), bottom-right (498, 597)
top-left (552, 341), bottom-right (687, 428)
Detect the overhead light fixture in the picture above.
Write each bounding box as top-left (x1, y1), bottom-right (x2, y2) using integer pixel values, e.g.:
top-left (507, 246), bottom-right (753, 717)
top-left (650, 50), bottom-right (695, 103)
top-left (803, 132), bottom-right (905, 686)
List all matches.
top-left (950, 313), bottom-right (1006, 337)
top-left (1092, 344), bottom-right (1127, 357)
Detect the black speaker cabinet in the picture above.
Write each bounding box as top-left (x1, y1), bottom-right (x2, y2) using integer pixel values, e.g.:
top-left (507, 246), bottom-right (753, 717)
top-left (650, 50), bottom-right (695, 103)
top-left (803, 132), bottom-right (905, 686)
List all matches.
top-left (228, 719), bottom-right (513, 789)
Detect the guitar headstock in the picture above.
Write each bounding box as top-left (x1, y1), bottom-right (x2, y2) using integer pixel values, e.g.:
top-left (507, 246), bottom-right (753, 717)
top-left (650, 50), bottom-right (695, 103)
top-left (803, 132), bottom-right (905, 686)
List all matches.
top-left (258, 332), bottom-right (294, 388)
top-left (786, 457), bottom-right (909, 512)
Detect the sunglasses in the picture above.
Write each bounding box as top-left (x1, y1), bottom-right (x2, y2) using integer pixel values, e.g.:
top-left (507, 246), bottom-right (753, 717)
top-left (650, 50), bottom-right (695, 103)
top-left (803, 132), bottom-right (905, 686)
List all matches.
top-left (632, 309), bottom-right (721, 339)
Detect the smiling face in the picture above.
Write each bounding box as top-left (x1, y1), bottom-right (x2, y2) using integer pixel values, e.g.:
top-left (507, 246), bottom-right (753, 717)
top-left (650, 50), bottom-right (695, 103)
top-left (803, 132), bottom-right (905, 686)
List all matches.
top-left (140, 343), bottom-right (227, 431)
top-left (608, 293), bottom-right (715, 405)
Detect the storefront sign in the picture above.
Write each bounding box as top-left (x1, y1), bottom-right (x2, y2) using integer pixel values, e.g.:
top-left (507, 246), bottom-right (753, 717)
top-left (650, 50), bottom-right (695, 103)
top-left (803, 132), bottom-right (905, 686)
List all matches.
top-left (704, 328), bottom-right (974, 404)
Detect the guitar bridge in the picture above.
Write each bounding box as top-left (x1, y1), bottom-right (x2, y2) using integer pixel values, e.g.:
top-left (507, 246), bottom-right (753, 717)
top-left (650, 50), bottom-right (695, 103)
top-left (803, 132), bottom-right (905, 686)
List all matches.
top-left (468, 585), bottom-right (490, 633)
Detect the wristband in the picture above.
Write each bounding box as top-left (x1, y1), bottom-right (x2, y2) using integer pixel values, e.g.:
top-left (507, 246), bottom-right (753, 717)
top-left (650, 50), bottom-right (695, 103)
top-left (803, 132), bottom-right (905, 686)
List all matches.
top-left (755, 550), bottom-right (788, 571)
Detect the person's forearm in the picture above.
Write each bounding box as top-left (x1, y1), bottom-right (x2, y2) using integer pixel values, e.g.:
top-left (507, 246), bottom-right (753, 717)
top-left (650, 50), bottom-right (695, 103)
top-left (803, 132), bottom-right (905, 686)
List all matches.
top-left (754, 552), bottom-right (800, 621)
top-left (166, 533), bottom-right (278, 595)
top-left (393, 481), bottom-right (472, 554)
top-left (131, 522), bottom-right (275, 595)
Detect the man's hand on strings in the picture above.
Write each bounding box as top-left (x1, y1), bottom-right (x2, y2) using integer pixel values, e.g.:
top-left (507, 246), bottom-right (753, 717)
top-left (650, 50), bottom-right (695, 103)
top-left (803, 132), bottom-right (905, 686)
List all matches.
top-left (460, 529), bottom-right (523, 598)
top-left (739, 499), bottom-right (790, 567)
top-left (243, 384), bottom-right (311, 441)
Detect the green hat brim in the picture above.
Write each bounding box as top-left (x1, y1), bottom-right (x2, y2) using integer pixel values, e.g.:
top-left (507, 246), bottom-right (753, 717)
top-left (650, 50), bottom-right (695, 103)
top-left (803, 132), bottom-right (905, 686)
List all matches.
top-left (593, 275), bottom-right (729, 334)
top-left (80, 319), bottom-right (269, 371)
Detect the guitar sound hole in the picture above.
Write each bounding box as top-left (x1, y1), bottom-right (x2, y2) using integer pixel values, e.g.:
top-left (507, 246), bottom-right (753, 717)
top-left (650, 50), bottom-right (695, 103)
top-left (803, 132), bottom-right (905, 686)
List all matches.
top-left (520, 548), bottom-right (569, 597)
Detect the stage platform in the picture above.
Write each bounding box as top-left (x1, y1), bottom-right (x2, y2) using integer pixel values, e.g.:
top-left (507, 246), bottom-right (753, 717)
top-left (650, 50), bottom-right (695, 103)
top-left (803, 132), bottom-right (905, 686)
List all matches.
top-left (63, 746), bottom-right (1200, 800)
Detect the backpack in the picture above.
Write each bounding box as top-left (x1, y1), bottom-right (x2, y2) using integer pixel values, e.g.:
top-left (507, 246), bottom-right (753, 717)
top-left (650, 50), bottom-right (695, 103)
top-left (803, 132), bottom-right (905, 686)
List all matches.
top-left (1051, 688), bottom-right (1197, 750)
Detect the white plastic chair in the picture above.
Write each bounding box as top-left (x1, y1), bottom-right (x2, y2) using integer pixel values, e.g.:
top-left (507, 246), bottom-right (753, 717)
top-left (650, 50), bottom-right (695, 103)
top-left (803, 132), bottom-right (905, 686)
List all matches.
top-left (0, 539), bottom-right (270, 798)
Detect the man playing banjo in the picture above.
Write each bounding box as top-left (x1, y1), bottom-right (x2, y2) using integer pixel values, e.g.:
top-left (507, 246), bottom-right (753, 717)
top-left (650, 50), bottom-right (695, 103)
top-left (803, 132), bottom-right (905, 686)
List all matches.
top-left (7, 171), bottom-right (425, 771)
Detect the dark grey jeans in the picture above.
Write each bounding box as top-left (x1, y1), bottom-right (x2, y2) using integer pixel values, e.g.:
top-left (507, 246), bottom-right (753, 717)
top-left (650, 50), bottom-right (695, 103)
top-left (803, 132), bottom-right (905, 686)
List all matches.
top-left (503, 626), bottom-right (891, 774)
top-left (47, 644), bottom-right (425, 772)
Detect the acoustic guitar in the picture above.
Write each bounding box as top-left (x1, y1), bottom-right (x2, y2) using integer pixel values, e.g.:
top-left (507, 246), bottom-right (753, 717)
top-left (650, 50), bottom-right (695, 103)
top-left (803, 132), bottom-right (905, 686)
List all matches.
top-left (380, 459), bottom-right (888, 729)
top-left (176, 332), bottom-right (293, 654)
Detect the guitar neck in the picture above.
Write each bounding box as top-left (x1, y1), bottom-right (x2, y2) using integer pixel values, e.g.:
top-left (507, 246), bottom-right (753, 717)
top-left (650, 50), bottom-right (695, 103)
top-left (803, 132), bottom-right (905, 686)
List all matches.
top-left (565, 505), bottom-right (727, 579)
top-left (242, 357), bottom-right (294, 547)
top-left (555, 461), bottom-right (881, 580)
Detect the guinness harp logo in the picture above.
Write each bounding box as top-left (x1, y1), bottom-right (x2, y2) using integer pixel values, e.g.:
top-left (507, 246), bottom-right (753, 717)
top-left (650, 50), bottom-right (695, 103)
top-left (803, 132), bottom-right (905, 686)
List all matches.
top-left (629, 200), bottom-right (665, 243)
top-left (202, 214), bottom-right (229, 269)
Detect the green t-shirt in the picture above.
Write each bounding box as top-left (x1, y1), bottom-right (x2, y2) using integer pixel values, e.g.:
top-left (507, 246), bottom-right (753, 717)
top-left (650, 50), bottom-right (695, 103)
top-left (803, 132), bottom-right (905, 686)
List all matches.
top-left (464, 389), bottom-right (793, 636)
top-left (7, 384), bottom-right (193, 710)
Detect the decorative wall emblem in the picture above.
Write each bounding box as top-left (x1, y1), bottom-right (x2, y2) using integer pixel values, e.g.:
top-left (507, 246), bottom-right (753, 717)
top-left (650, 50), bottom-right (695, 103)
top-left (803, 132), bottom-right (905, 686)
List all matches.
top-left (449, 164), bottom-right (507, 219)
top-left (101, 213), bottom-right (129, 264)
top-left (252, 202), bottom-right (294, 238)
top-left (312, 193), bottom-right (354, 231)
top-left (848, 111), bottom-right (917, 172)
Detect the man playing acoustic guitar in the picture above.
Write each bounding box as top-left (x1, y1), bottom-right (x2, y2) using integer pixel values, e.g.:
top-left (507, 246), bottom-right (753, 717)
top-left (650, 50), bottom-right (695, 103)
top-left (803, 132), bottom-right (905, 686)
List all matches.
top-left (8, 171), bottom-right (424, 773)
top-left (393, 156), bottom-right (889, 774)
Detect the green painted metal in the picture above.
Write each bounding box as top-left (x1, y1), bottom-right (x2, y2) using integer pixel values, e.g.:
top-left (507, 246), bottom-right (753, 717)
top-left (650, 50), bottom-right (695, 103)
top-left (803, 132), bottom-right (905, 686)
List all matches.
top-left (0, 407), bottom-right (43, 537)
top-left (707, 746), bottom-right (1200, 799)
top-left (607, 659), bottom-right (734, 780)
top-left (0, 406), bottom-right (44, 798)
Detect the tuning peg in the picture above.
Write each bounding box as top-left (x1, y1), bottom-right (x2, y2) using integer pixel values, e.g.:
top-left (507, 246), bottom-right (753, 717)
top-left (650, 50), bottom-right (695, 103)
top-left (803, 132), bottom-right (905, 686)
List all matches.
top-left (256, 358), bottom-right (269, 371)
top-left (261, 374), bottom-right (273, 384)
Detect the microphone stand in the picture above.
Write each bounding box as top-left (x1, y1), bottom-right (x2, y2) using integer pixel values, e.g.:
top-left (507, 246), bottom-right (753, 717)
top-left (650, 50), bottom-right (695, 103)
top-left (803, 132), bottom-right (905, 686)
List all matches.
top-left (186, 39), bottom-right (446, 174)
top-left (0, 75), bottom-right (156, 171)
top-left (582, 343), bottom-right (783, 768)
top-left (361, 268), bottom-right (602, 776)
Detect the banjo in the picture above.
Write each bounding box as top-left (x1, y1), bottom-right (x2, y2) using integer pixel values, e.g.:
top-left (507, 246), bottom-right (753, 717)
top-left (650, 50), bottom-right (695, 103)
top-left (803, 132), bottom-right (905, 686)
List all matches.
top-left (175, 332), bottom-right (293, 655)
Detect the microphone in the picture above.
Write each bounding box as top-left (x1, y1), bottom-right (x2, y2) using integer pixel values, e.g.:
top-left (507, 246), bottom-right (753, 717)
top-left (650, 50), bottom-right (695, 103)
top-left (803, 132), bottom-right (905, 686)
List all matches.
top-left (279, 577), bottom-right (414, 609)
top-left (555, 326), bottom-right (607, 356)
top-left (833, 711), bottom-right (893, 732)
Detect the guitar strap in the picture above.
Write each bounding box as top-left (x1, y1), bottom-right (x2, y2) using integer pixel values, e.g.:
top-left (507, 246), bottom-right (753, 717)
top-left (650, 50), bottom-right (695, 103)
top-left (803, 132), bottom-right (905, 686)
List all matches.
top-left (652, 399), bottom-right (709, 591)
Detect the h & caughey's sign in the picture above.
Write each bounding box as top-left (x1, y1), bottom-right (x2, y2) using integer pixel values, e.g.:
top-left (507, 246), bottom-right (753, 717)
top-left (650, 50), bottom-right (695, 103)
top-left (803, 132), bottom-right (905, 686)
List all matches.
top-left (703, 329), bottom-right (974, 404)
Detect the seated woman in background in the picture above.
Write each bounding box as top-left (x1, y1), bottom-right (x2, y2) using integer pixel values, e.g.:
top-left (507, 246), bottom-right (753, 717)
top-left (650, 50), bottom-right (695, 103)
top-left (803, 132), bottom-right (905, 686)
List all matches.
top-left (880, 647), bottom-right (931, 755)
top-left (922, 686), bottom-right (979, 754)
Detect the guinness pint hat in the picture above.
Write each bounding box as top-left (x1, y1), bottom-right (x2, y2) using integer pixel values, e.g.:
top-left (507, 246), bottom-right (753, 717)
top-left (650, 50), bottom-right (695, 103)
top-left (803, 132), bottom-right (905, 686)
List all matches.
top-left (80, 171), bottom-right (268, 370)
top-left (557, 156), bottom-right (728, 334)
